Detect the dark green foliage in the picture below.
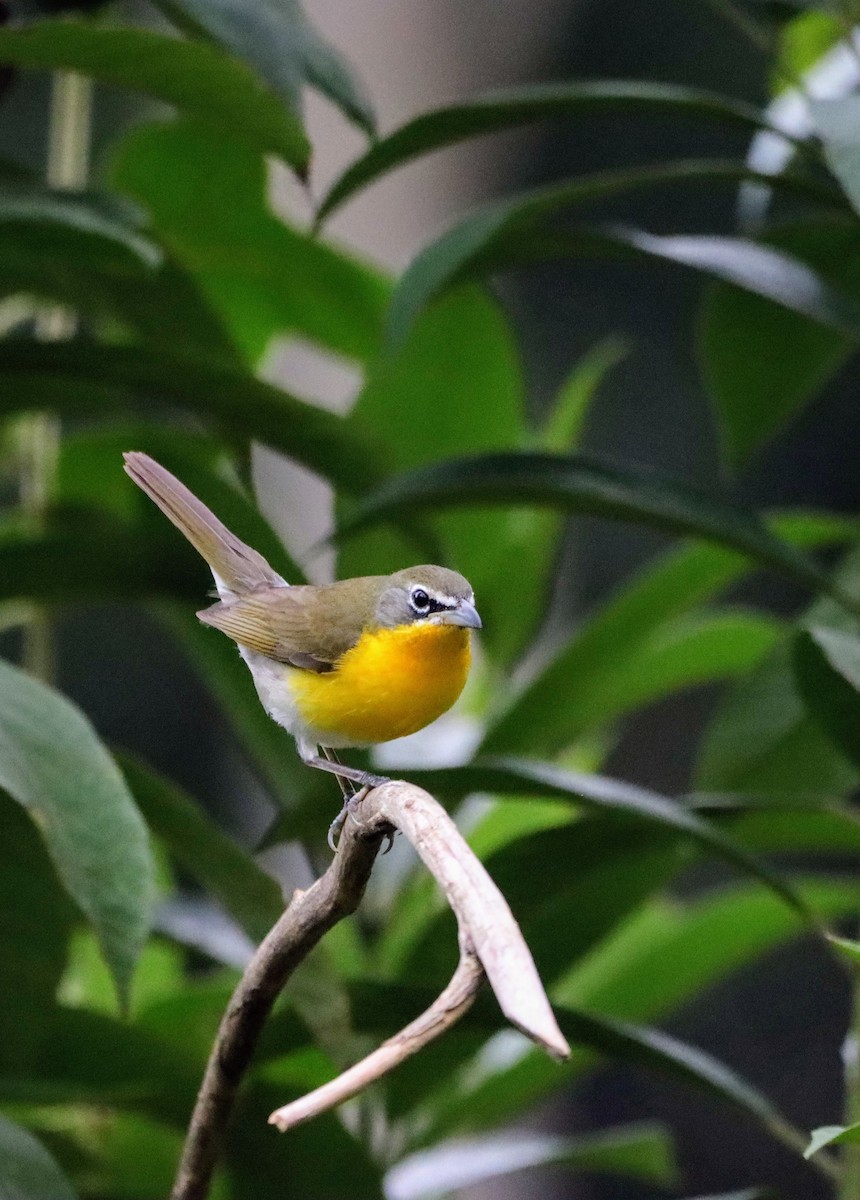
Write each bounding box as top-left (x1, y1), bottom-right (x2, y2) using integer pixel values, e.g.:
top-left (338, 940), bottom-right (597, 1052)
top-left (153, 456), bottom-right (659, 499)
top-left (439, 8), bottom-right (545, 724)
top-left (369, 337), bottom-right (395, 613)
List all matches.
top-left (2, 4), bottom-right (860, 1198)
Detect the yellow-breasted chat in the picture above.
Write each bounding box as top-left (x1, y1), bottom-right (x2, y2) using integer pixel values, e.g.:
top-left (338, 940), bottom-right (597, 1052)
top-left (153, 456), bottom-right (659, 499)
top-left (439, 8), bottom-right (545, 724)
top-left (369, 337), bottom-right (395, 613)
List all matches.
top-left (123, 453), bottom-right (481, 838)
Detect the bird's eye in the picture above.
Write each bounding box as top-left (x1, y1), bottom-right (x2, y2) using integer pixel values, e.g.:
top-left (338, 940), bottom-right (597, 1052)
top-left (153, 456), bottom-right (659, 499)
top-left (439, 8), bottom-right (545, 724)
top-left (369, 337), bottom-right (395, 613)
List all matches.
top-left (410, 587), bottom-right (431, 613)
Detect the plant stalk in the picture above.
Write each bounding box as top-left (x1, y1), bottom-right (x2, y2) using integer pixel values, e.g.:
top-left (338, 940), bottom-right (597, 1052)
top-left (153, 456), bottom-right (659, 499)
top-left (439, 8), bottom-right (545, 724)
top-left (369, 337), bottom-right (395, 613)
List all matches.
top-left (21, 69), bottom-right (93, 680)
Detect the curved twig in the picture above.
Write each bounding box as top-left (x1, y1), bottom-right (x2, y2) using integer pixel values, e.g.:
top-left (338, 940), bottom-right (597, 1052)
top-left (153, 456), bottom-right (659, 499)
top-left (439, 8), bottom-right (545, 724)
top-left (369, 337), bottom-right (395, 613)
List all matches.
top-left (171, 780), bottom-right (568, 1200)
top-left (270, 943), bottom-right (485, 1131)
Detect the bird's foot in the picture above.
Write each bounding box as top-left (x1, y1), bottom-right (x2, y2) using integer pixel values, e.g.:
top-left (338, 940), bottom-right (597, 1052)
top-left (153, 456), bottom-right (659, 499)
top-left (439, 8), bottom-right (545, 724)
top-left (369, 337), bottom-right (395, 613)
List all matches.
top-left (327, 782), bottom-right (396, 853)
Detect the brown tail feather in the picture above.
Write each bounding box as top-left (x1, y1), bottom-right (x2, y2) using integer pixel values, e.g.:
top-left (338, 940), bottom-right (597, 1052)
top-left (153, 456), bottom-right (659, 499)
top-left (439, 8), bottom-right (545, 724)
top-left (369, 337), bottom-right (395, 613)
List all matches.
top-left (123, 452), bottom-right (285, 595)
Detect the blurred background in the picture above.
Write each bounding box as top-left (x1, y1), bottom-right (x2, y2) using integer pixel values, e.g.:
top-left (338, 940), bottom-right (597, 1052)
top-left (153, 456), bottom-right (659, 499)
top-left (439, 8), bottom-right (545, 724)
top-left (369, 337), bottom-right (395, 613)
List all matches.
top-left (2, 1), bottom-right (858, 1197)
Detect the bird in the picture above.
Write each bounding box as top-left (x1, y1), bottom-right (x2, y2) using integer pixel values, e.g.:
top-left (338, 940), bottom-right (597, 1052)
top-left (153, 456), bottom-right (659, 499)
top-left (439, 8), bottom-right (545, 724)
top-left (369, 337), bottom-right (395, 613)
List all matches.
top-left (123, 453), bottom-right (482, 845)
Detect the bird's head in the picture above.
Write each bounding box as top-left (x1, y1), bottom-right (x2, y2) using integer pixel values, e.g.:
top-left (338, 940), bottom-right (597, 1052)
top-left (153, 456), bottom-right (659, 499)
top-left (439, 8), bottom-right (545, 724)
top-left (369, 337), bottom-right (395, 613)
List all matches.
top-left (373, 565), bottom-right (482, 631)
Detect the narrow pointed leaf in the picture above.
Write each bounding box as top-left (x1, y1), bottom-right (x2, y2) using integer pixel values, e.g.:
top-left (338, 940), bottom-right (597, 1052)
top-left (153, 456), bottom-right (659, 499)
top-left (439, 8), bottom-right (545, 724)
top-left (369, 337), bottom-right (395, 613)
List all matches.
top-left (0, 19), bottom-right (309, 169)
top-left (0, 340), bottom-right (382, 491)
top-left (700, 221), bottom-right (860, 470)
top-left (154, 0), bottom-right (374, 135)
top-left (0, 658), bottom-right (155, 1008)
top-left (394, 879), bottom-right (857, 1148)
top-left (339, 285), bottom-right (529, 661)
top-left (385, 163), bottom-right (851, 344)
top-left (0, 186), bottom-right (160, 265)
top-left (406, 757), bottom-right (810, 919)
top-left (342, 451), bottom-right (841, 601)
top-left (483, 510), bottom-right (856, 756)
top-left (538, 336), bottom-right (628, 452)
top-left (385, 1122), bottom-right (677, 1199)
top-left (700, 550), bottom-right (860, 793)
top-left (346, 980), bottom-right (809, 1163)
top-left (120, 754), bottom-right (283, 944)
top-left (487, 607), bottom-right (778, 737)
top-left (806, 1122), bottom-right (860, 1157)
top-left (826, 933), bottom-right (860, 966)
top-left (0, 190), bottom-right (238, 357)
top-left (794, 624), bottom-right (860, 768)
top-left (812, 96), bottom-right (860, 215)
top-left (318, 81), bottom-right (777, 221)
top-left (699, 641), bottom-right (858, 794)
top-left (0, 1114), bottom-right (77, 1200)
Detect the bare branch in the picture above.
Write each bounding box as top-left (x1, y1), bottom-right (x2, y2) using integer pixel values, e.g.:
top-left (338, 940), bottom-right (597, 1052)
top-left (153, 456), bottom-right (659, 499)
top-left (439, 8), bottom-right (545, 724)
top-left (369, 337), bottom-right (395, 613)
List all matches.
top-left (170, 811), bottom-right (388, 1200)
top-left (172, 779), bottom-right (568, 1200)
top-left (269, 945), bottom-right (485, 1131)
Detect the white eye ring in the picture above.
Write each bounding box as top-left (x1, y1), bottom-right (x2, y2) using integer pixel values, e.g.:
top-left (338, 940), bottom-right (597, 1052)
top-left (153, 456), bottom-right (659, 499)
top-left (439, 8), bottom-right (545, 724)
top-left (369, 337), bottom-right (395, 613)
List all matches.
top-left (410, 587), bottom-right (431, 612)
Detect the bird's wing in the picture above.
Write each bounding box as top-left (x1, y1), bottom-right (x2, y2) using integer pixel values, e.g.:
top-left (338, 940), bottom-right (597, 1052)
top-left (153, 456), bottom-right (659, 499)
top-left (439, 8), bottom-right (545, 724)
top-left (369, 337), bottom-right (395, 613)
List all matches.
top-left (196, 585), bottom-right (359, 670)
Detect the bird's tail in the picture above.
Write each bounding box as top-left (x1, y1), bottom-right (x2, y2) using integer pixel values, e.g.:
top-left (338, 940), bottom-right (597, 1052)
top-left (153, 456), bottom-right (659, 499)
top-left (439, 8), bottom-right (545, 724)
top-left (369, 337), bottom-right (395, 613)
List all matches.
top-left (123, 452), bottom-right (285, 596)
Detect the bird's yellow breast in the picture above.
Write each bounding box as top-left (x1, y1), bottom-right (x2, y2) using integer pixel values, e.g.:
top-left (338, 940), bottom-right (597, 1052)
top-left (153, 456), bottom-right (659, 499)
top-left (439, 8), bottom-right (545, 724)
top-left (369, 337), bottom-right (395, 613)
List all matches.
top-left (289, 623), bottom-right (472, 746)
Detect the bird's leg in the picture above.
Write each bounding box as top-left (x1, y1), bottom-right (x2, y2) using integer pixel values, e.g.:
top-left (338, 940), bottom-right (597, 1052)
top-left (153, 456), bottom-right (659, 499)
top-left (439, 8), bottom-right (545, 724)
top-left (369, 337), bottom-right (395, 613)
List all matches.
top-left (321, 746), bottom-right (354, 800)
top-left (322, 747), bottom-right (356, 851)
top-left (302, 749), bottom-right (390, 791)
top-left (304, 747), bottom-right (391, 852)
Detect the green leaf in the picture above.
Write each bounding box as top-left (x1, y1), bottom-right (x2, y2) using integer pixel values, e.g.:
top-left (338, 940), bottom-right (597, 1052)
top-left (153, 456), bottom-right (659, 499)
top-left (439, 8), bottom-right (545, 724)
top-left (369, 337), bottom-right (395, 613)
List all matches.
top-left (385, 1122), bottom-right (677, 1197)
top-left (0, 1114), bottom-right (77, 1200)
top-left (0, 473), bottom-right (314, 824)
top-left (773, 9), bottom-right (842, 93)
top-left (398, 816), bottom-right (685, 985)
top-left (826, 933), bottom-right (860, 967)
top-left (806, 1122), bottom-right (860, 1158)
top-left (348, 978), bottom-right (808, 1163)
top-left (340, 285), bottom-right (531, 661)
top-left (700, 221), bottom-right (860, 469)
top-left (9, 1005), bottom-right (201, 1121)
top-left (794, 624), bottom-right (860, 768)
top-left (0, 658), bottom-right (155, 1007)
top-left (556, 877), bottom-right (857, 1021)
top-left (0, 186), bottom-right (160, 266)
top-left (385, 163), bottom-right (851, 345)
top-left (342, 451), bottom-right (841, 602)
top-left (0, 340), bottom-right (383, 492)
top-left (57, 424), bottom-right (302, 582)
top-left (549, 1013), bottom-right (803, 1161)
top-left (318, 80), bottom-right (776, 221)
top-left (0, 187), bottom-right (240, 356)
top-left (405, 878), bottom-right (857, 1146)
top-left (699, 545), bottom-right (860, 795)
top-left (155, 0), bottom-right (374, 135)
top-left (483, 510), bottom-right (856, 756)
top-left (812, 97), bottom-right (860, 216)
top-left (537, 336), bottom-right (628, 452)
top-left (160, 606), bottom-right (317, 815)
top-left (493, 607), bottom-right (779, 736)
top-left (710, 801), bottom-right (860, 858)
top-left (698, 640), bottom-right (858, 794)
top-left (0, 796), bottom-right (75, 1070)
top-left (110, 119), bottom-right (390, 364)
top-left (405, 757), bottom-right (810, 920)
top-left (0, 510), bottom-right (201, 605)
top-left (0, 19), bottom-right (310, 170)
top-left (120, 754), bottom-right (283, 944)
top-left (64, 1112), bottom-right (219, 1200)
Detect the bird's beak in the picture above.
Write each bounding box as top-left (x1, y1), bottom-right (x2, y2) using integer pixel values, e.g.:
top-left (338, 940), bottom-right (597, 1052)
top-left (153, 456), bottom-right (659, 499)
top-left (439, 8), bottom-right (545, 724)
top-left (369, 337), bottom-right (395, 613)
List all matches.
top-left (440, 598), bottom-right (482, 630)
